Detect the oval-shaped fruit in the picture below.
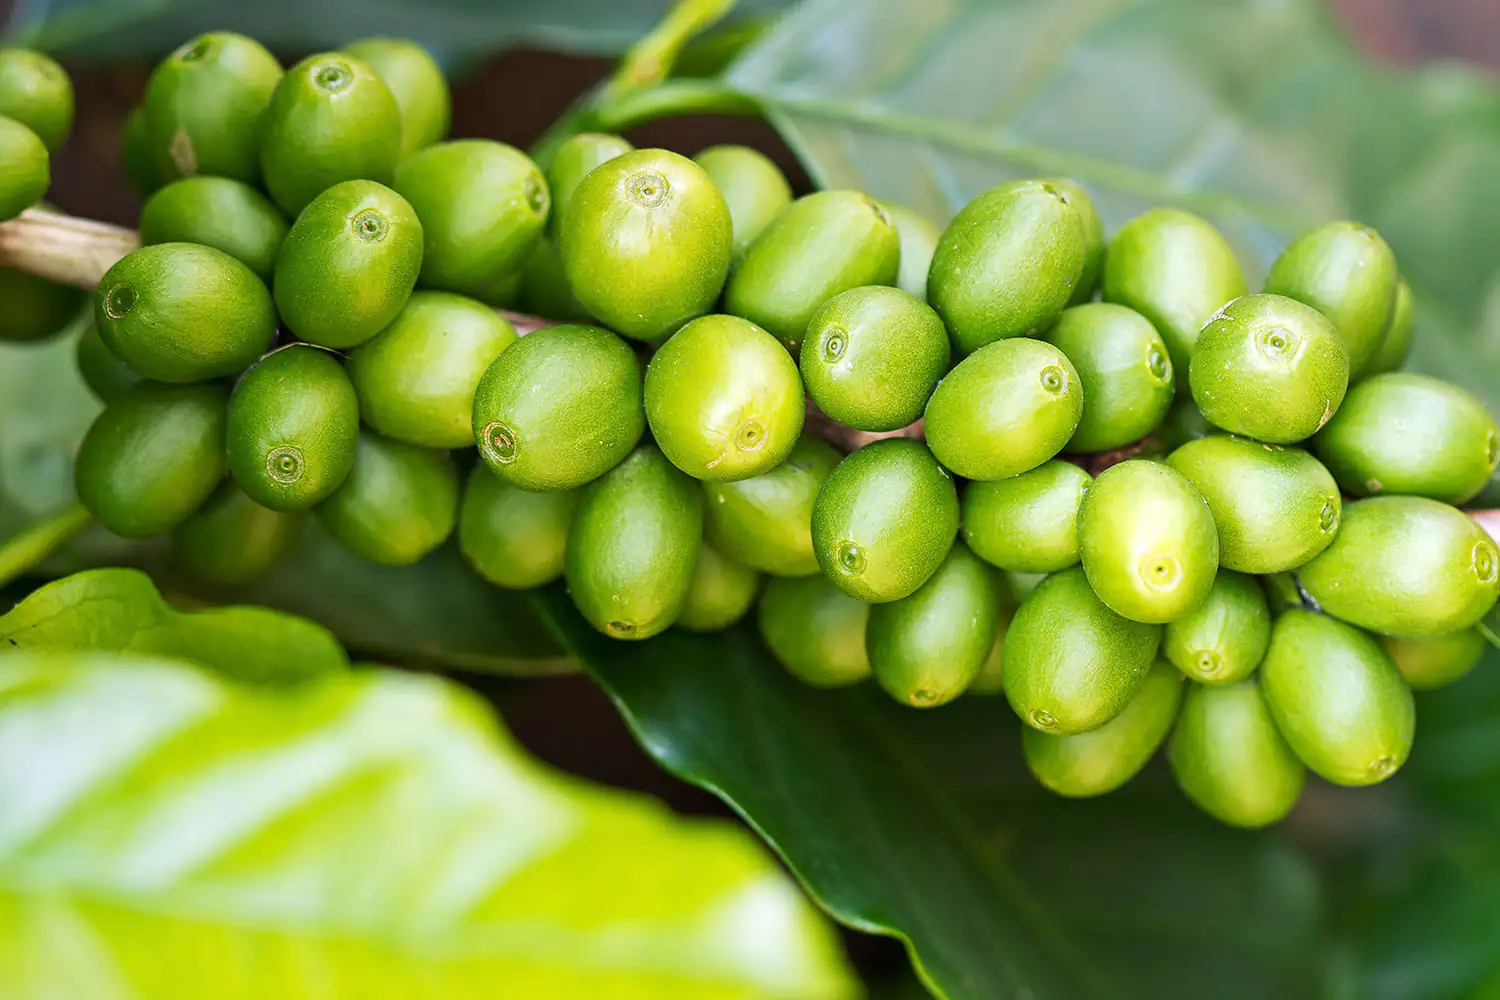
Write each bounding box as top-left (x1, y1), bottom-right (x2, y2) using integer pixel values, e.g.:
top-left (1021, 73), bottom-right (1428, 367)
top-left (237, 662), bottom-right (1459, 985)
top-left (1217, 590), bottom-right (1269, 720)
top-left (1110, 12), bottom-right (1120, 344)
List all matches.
top-left (138, 176), bottom-right (289, 279)
top-left (962, 460), bottom-right (1090, 573)
top-left (0, 267), bottom-right (83, 343)
top-left (1003, 567), bottom-right (1161, 735)
top-left (927, 179), bottom-right (1086, 355)
top-left (273, 179), bottom-right (423, 349)
top-left (1380, 629), bottom-right (1486, 691)
top-left (471, 323), bottom-right (644, 491)
top-left (966, 579), bottom-right (1020, 695)
top-left (341, 37), bottom-right (450, 156)
top-left (317, 430), bottom-right (458, 566)
top-left (1364, 278), bottom-right (1414, 376)
top-left (811, 439), bottom-right (958, 602)
top-left (348, 291), bottom-right (517, 448)
top-left (564, 443), bottom-right (702, 640)
top-left (1259, 609), bottom-right (1415, 786)
top-left (759, 574), bottom-right (872, 687)
top-left (121, 105), bottom-right (159, 197)
top-left (725, 189), bottom-right (900, 351)
top-left (702, 434), bottom-right (840, 577)
top-left (393, 139), bottom-right (548, 298)
top-left (140, 32), bottom-right (281, 184)
top-left (458, 465), bottom-right (578, 589)
top-left (645, 314), bottom-right (804, 481)
top-left (1162, 570), bottom-right (1271, 684)
top-left (0, 48), bottom-right (73, 151)
top-left (1313, 373), bottom-right (1499, 505)
top-left (1023, 659), bottom-right (1182, 797)
top-left (75, 321), bottom-right (141, 402)
top-left (0, 114), bottom-right (48, 221)
top-left (1264, 220), bottom-right (1399, 376)
top-left (883, 202), bottom-right (940, 303)
top-left (172, 481), bottom-right (303, 586)
top-left (519, 233), bottom-right (589, 322)
top-left (74, 381), bottom-right (228, 538)
top-left (1168, 679), bottom-right (1305, 828)
top-left (1190, 293), bottom-right (1350, 444)
top-left (923, 338), bottom-right (1082, 480)
top-left (1160, 395), bottom-right (1215, 452)
top-left (1048, 179), bottom-right (1104, 306)
top-left (1298, 496), bottom-right (1500, 635)
top-left (259, 52), bottom-right (400, 216)
top-left (800, 286), bottom-right (950, 432)
top-left (693, 144), bottom-right (792, 260)
top-left (1043, 302), bottom-right (1174, 452)
top-left (677, 544), bottom-right (760, 632)
top-left (226, 345), bottom-right (360, 511)
top-left (1077, 459), bottom-right (1219, 623)
top-left (560, 148), bottom-right (731, 342)
top-left (547, 132), bottom-right (633, 234)
top-left (95, 242), bottom-right (274, 382)
top-left (1166, 434), bottom-right (1341, 573)
top-left (1101, 207), bottom-right (1248, 384)
top-left (868, 542), bottom-right (999, 708)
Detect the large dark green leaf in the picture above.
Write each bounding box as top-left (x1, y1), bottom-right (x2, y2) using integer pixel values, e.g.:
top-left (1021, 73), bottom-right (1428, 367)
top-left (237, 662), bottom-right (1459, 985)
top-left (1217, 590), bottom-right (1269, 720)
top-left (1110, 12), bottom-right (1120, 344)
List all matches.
top-left (0, 650), bottom-right (855, 998)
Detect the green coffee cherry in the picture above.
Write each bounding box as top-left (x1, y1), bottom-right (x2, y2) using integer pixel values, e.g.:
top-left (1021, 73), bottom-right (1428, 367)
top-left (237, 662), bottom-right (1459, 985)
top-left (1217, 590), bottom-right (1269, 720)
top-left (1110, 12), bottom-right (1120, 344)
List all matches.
top-left (967, 580), bottom-right (1020, 695)
top-left (1168, 679), bottom-right (1305, 829)
top-left (341, 37), bottom-right (450, 157)
top-left (868, 542), bottom-right (999, 708)
top-left (95, 242), bottom-right (274, 382)
top-left (121, 106), bottom-right (160, 197)
top-left (923, 338), bottom-right (1082, 481)
top-left (547, 132), bottom-right (633, 227)
top-left (1077, 460), bottom-right (1219, 623)
top-left (138, 177), bottom-right (289, 280)
top-left (317, 430), bottom-right (458, 566)
top-left (348, 291), bottom-right (517, 448)
top-left (561, 148), bottom-right (732, 342)
top-left (0, 115), bottom-right (48, 221)
top-left (393, 139), bottom-right (548, 298)
top-left (927, 180), bottom-right (1086, 355)
top-left (1003, 567), bottom-right (1161, 735)
top-left (259, 52), bottom-right (400, 216)
top-left (677, 544), bottom-right (760, 633)
top-left (882, 203), bottom-right (940, 303)
top-left (1102, 207), bottom-right (1248, 384)
top-left (173, 481), bottom-right (303, 586)
top-left (1259, 609), bottom-right (1415, 786)
top-left (1264, 220), bottom-right (1399, 376)
top-left (1023, 659), bottom-right (1182, 797)
top-left (1260, 572), bottom-right (1306, 616)
top-left (0, 267), bottom-right (83, 343)
top-left (471, 323), bottom-right (644, 491)
top-left (1166, 435), bottom-right (1341, 573)
top-left (759, 574), bottom-right (871, 687)
top-left (458, 465), bottom-right (578, 590)
top-left (800, 286), bottom-right (950, 432)
top-left (1313, 373), bottom-right (1499, 505)
top-left (961, 460), bottom-right (1090, 573)
top-left (226, 345), bottom-right (360, 512)
top-left (811, 439), bottom-right (958, 603)
top-left (519, 234), bottom-right (589, 322)
top-left (693, 144), bottom-right (793, 260)
top-left (1159, 395), bottom-right (1214, 452)
top-left (1047, 179), bottom-right (1104, 307)
top-left (141, 32), bottom-right (282, 185)
top-left (1162, 571), bottom-right (1270, 685)
top-left (564, 443), bottom-right (703, 640)
top-left (1380, 629), bottom-right (1485, 691)
top-left (1189, 293), bottom-right (1349, 444)
top-left (1364, 278), bottom-right (1414, 376)
top-left (645, 314), bottom-right (804, 481)
top-left (1298, 496), bottom-right (1500, 636)
top-left (75, 381), bottom-right (228, 538)
top-left (75, 322), bottom-right (141, 402)
top-left (702, 434), bottom-right (840, 577)
top-left (726, 190), bottom-right (900, 352)
top-left (273, 179), bottom-right (424, 349)
top-left (0, 48), bottom-right (73, 151)
top-left (1043, 303), bottom-right (1174, 452)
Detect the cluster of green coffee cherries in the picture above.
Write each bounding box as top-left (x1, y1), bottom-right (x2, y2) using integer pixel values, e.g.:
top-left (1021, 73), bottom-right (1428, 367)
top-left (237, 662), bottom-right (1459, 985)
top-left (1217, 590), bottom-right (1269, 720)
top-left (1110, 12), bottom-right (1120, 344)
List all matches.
top-left (3, 33), bottom-right (1497, 828)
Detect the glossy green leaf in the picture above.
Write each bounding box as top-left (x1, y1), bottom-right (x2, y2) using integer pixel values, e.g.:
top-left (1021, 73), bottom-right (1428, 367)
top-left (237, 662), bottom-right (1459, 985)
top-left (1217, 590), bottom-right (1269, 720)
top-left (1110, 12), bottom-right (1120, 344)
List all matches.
top-left (0, 651), bottom-right (855, 998)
